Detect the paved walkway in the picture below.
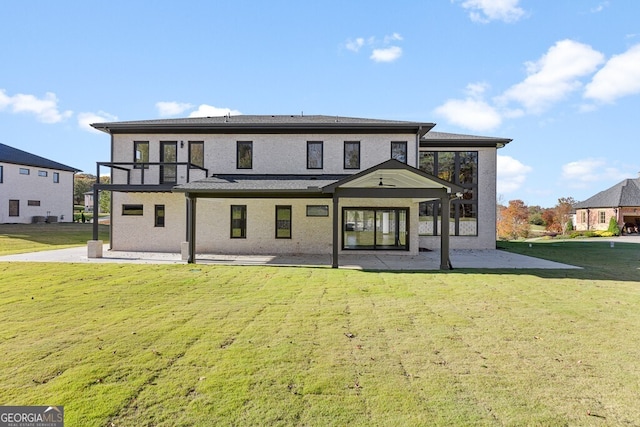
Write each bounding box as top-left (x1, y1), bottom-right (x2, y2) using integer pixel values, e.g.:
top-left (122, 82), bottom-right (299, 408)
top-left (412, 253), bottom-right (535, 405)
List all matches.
top-left (0, 245), bottom-right (581, 270)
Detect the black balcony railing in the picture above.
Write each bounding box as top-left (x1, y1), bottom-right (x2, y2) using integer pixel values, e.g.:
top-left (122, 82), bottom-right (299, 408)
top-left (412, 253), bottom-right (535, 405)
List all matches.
top-left (96, 162), bottom-right (209, 186)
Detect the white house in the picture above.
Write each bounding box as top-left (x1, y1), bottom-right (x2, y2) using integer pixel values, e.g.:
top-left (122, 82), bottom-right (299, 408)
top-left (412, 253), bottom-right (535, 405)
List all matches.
top-left (90, 115), bottom-right (510, 269)
top-left (0, 143), bottom-right (79, 224)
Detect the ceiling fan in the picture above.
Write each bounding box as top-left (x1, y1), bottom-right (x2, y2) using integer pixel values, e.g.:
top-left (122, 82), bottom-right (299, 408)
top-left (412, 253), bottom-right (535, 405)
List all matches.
top-left (378, 177), bottom-right (396, 187)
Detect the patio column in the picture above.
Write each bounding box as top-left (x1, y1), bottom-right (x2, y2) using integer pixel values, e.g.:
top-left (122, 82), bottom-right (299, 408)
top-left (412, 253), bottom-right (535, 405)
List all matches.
top-left (332, 192), bottom-right (339, 268)
top-left (186, 195), bottom-right (197, 263)
top-left (440, 193), bottom-right (451, 270)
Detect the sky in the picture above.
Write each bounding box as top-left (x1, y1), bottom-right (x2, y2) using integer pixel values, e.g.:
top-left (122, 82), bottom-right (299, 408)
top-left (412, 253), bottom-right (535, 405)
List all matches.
top-left (1, 0), bottom-right (639, 208)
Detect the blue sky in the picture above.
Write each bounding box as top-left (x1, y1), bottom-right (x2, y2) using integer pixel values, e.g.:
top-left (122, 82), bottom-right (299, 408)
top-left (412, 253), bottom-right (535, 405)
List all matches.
top-left (1, 0), bottom-right (639, 208)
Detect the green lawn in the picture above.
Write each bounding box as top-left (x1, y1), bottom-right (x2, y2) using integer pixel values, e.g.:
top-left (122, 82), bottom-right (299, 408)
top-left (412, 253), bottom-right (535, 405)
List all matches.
top-left (0, 223), bottom-right (109, 255)
top-left (0, 230), bottom-right (639, 425)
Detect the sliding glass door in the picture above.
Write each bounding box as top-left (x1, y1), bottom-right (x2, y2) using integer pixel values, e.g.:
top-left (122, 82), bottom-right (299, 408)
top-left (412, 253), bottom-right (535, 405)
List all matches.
top-left (343, 208), bottom-right (408, 250)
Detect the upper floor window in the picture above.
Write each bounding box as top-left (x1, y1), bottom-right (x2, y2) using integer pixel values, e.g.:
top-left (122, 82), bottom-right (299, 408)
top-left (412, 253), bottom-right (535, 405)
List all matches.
top-left (53, 172), bottom-right (59, 183)
top-left (189, 141), bottom-right (204, 168)
top-left (344, 141), bottom-right (360, 169)
top-left (0, 165), bottom-right (3, 183)
top-left (237, 141), bottom-right (253, 169)
top-left (134, 141), bottom-right (149, 169)
top-left (307, 141), bottom-right (323, 169)
top-left (391, 141), bottom-right (407, 163)
top-left (38, 170), bottom-right (48, 177)
top-left (20, 168), bottom-right (30, 175)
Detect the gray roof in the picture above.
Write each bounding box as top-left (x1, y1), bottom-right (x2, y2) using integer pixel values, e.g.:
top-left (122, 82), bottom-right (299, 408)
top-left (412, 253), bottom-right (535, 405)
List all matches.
top-left (174, 174), bottom-right (349, 194)
top-left (574, 178), bottom-right (640, 208)
top-left (92, 115), bottom-right (435, 136)
top-left (0, 143), bottom-right (80, 172)
top-left (421, 131), bottom-right (511, 148)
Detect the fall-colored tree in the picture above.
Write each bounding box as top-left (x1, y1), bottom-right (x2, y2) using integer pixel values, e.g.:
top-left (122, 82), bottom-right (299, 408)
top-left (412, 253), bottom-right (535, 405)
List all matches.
top-left (555, 197), bottom-right (576, 234)
top-left (542, 209), bottom-right (559, 232)
top-left (497, 199), bottom-right (530, 240)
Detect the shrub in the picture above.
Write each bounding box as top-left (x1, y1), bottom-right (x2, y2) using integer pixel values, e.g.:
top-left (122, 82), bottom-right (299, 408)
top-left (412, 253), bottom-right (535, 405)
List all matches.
top-left (607, 217), bottom-right (620, 236)
top-left (600, 231), bottom-right (615, 237)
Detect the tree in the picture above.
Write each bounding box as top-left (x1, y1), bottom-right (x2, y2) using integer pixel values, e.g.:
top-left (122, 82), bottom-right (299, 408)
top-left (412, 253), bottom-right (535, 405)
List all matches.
top-left (497, 199), bottom-right (530, 240)
top-left (74, 174), bottom-right (97, 206)
top-left (99, 176), bottom-right (111, 213)
top-left (555, 197), bottom-right (576, 235)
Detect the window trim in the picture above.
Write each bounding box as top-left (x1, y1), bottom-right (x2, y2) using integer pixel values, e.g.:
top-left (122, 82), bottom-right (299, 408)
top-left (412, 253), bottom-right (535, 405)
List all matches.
top-left (342, 207), bottom-right (409, 251)
top-left (307, 141), bottom-right (323, 169)
top-left (306, 205), bottom-right (329, 217)
top-left (0, 165), bottom-right (3, 183)
top-left (344, 141), bottom-right (361, 170)
top-left (27, 200), bottom-right (41, 206)
top-left (38, 170), bottom-right (48, 177)
top-left (19, 168), bottom-right (30, 175)
top-left (53, 172), bottom-right (59, 183)
top-left (230, 205), bottom-right (247, 238)
top-left (189, 141), bottom-right (204, 169)
top-left (9, 199), bottom-right (19, 217)
top-left (275, 205), bottom-right (292, 239)
top-left (134, 141), bottom-right (150, 169)
top-left (599, 211), bottom-right (606, 224)
top-left (122, 204), bottom-right (144, 216)
top-left (154, 204), bottom-right (165, 227)
top-left (237, 141), bottom-right (253, 169)
top-left (391, 141), bottom-right (408, 163)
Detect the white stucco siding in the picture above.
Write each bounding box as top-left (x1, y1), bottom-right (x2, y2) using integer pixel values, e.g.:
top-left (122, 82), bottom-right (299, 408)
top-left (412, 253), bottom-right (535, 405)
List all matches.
top-left (418, 147), bottom-right (497, 250)
top-left (0, 163), bottom-right (74, 223)
top-left (111, 132), bottom-right (418, 178)
top-left (111, 192), bottom-right (185, 251)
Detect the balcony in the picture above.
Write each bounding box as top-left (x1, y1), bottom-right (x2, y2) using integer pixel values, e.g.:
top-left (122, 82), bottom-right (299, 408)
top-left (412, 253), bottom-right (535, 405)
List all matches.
top-left (95, 162), bottom-right (209, 191)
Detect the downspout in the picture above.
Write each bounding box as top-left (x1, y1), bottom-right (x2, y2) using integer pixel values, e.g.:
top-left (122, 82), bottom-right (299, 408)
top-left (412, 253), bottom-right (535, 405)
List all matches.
top-left (332, 191), bottom-right (339, 268)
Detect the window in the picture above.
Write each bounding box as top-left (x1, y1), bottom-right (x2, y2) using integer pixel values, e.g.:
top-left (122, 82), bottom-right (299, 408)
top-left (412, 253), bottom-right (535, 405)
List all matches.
top-left (306, 205), bottom-right (329, 217)
top-left (418, 151), bottom-right (478, 236)
top-left (231, 205), bottom-right (247, 238)
top-left (237, 141), bottom-right (253, 169)
top-left (53, 172), bottom-right (59, 183)
top-left (599, 211), bottom-right (606, 223)
top-left (275, 205), bottom-right (292, 239)
top-left (38, 170), bottom-right (48, 177)
top-left (134, 141), bottom-right (149, 169)
top-left (343, 208), bottom-right (408, 250)
top-left (189, 141), bottom-right (204, 168)
top-left (307, 141), bottom-right (323, 169)
top-left (0, 165), bottom-right (3, 183)
top-left (9, 200), bottom-right (19, 217)
top-left (344, 141), bottom-right (360, 169)
top-left (160, 141), bottom-right (177, 184)
top-left (154, 205), bottom-right (165, 227)
top-left (391, 141), bottom-right (407, 163)
top-left (122, 204), bottom-right (144, 216)
top-left (580, 211), bottom-right (586, 223)
top-left (19, 168), bottom-right (29, 175)
top-left (28, 200), bottom-right (41, 206)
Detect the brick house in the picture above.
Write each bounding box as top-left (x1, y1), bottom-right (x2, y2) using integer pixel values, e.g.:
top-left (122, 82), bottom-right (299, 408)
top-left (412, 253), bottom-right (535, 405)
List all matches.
top-left (574, 177), bottom-right (640, 233)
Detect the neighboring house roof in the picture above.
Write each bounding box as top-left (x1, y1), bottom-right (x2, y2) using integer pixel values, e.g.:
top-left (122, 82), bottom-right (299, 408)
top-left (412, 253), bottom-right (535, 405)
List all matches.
top-left (91, 115), bottom-right (436, 137)
top-left (574, 178), bottom-right (640, 208)
top-left (0, 143), bottom-right (80, 172)
top-left (421, 131), bottom-right (512, 148)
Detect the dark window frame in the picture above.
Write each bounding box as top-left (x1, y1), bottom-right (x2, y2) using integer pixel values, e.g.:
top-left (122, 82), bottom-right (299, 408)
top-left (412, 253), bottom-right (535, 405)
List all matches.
top-left (134, 141), bottom-right (150, 169)
top-left (0, 165), bottom-right (3, 183)
top-left (122, 204), bottom-right (144, 216)
top-left (189, 141), bottom-right (204, 169)
top-left (38, 170), bottom-right (48, 177)
top-left (391, 141), bottom-right (408, 163)
top-left (19, 168), bottom-right (29, 175)
top-left (154, 204), bottom-right (165, 227)
top-left (307, 141), bottom-right (323, 169)
top-left (53, 172), bottom-right (59, 183)
top-left (9, 199), bottom-right (19, 217)
top-left (344, 141), bottom-right (361, 169)
top-left (275, 205), bottom-right (292, 239)
top-left (230, 205), bottom-right (247, 238)
top-left (342, 207), bottom-right (409, 251)
top-left (237, 141), bottom-right (253, 169)
top-left (27, 200), bottom-right (41, 206)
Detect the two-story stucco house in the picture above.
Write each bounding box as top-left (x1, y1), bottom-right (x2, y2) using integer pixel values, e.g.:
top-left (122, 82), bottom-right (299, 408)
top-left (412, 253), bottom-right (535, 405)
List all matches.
top-left (90, 115), bottom-right (510, 269)
top-left (0, 143), bottom-right (79, 224)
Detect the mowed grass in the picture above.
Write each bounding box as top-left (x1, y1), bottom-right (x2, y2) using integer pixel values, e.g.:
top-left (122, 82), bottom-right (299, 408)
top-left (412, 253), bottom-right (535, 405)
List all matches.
top-left (0, 228), bottom-right (640, 425)
top-left (0, 223), bottom-right (109, 255)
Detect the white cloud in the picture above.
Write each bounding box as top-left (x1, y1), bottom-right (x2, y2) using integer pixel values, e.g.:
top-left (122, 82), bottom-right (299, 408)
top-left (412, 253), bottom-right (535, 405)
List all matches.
top-left (344, 33), bottom-right (403, 63)
top-left (345, 38), bottom-right (365, 53)
top-left (188, 105), bottom-right (242, 118)
top-left (77, 111), bottom-right (118, 133)
top-left (561, 158), bottom-right (628, 188)
top-left (458, 0), bottom-right (525, 23)
top-left (156, 101), bottom-right (193, 117)
top-left (434, 98), bottom-right (502, 132)
top-left (497, 155), bottom-right (532, 194)
top-left (370, 46), bottom-right (402, 63)
top-left (590, 1), bottom-right (609, 13)
top-left (0, 89), bottom-right (72, 123)
top-left (583, 44), bottom-right (640, 103)
top-left (497, 39), bottom-right (605, 113)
